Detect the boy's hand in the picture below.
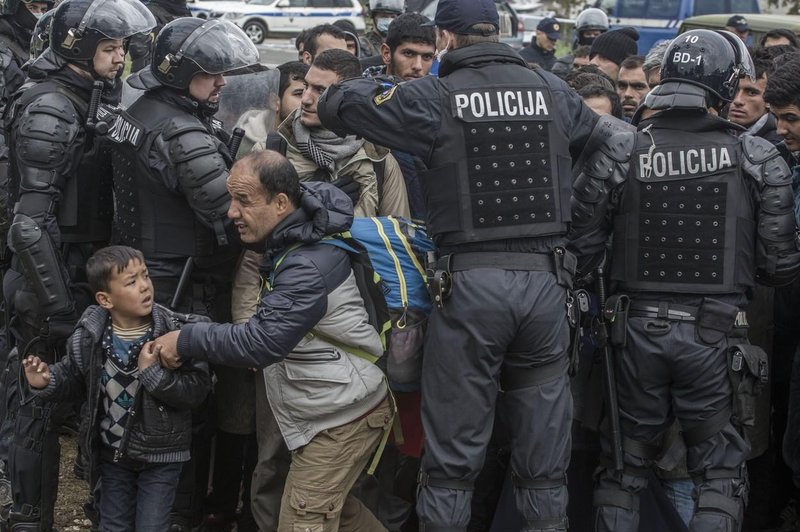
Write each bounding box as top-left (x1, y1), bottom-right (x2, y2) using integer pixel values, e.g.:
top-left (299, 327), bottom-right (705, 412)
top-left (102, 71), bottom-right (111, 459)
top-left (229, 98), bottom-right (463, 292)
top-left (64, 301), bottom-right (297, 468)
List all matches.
top-left (138, 342), bottom-right (160, 372)
top-left (22, 356), bottom-right (51, 389)
top-left (147, 331), bottom-right (182, 370)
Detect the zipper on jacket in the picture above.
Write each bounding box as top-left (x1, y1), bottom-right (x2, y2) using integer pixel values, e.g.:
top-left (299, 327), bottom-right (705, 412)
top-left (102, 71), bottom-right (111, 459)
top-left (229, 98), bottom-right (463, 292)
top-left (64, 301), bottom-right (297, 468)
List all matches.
top-left (113, 392), bottom-right (142, 462)
top-left (285, 347), bottom-right (341, 363)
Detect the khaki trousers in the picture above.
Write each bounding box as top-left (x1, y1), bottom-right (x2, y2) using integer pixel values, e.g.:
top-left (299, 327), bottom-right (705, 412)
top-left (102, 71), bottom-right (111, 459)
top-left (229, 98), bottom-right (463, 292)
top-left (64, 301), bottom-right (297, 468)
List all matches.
top-left (278, 397), bottom-right (392, 532)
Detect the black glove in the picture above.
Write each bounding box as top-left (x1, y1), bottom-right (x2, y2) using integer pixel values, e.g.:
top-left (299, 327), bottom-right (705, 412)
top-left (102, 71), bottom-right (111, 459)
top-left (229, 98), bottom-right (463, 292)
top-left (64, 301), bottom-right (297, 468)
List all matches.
top-left (331, 173), bottom-right (360, 205)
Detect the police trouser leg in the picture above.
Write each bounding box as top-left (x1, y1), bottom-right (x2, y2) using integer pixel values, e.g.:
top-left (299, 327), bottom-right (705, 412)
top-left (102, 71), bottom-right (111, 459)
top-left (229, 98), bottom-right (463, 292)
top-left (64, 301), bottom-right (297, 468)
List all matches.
top-left (7, 391), bottom-right (68, 531)
top-left (417, 269), bottom-right (571, 532)
top-left (593, 317), bottom-right (683, 532)
top-left (502, 370), bottom-right (571, 532)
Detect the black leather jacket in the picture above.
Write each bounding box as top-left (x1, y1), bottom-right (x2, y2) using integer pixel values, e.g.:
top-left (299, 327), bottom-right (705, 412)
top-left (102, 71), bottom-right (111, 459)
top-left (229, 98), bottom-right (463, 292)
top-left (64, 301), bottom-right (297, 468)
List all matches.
top-left (37, 303), bottom-right (210, 485)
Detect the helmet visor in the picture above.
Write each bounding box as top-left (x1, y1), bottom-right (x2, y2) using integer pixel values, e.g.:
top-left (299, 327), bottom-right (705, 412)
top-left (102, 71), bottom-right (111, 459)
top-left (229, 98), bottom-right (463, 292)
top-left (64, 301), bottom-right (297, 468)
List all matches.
top-left (180, 19), bottom-right (260, 75)
top-left (718, 30), bottom-right (756, 82)
top-left (76, 0), bottom-right (156, 40)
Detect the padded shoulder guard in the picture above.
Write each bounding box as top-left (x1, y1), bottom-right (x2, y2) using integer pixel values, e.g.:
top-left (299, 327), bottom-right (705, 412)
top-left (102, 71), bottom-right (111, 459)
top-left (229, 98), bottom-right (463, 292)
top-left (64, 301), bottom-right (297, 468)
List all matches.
top-left (15, 92), bottom-right (81, 170)
top-left (164, 126), bottom-right (231, 246)
top-left (570, 131), bottom-right (634, 241)
top-left (574, 131), bottom-right (634, 204)
top-left (162, 114), bottom-right (208, 142)
top-left (741, 134), bottom-right (791, 187)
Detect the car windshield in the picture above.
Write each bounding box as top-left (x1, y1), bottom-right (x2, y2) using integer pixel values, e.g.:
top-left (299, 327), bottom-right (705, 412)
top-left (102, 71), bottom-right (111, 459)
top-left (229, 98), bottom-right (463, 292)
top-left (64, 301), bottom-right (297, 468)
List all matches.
top-left (616, 0), bottom-right (680, 19)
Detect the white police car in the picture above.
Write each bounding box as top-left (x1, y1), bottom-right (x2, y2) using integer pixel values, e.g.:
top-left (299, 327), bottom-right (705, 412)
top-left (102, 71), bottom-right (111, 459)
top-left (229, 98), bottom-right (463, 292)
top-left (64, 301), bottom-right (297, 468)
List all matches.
top-left (190, 0), bottom-right (365, 44)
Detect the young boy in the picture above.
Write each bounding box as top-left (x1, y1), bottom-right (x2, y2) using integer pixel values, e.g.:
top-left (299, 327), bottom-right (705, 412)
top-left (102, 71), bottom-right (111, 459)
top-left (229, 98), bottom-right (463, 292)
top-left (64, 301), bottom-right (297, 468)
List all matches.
top-left (23, 246), bottom-right (210, 531)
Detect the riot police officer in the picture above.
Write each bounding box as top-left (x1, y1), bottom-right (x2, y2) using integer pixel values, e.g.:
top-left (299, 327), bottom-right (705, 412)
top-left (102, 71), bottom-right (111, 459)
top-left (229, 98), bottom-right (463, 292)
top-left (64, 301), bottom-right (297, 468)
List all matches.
top-left (570, 30), bottom-right (800, 532)
top-left (108, 17), bottom-right (259, 530)
top-left (361, 0), bottom-right (403, 58)
top-left (1, 0), bottom-right (155, 529)
top-left (317, 0), bottom-right (621, 529)
top-left (0, 0), bottom-right (53, 105)
top-left (552, 7), bottom-right (609, 77)
top-left (129, 0), bottom-right (192, 72)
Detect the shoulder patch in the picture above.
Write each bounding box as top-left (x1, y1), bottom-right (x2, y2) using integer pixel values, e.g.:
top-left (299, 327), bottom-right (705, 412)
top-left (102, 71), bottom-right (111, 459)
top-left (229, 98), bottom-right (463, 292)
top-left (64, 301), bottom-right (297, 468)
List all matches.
top-left (374, 85), bottom-right (397, 106)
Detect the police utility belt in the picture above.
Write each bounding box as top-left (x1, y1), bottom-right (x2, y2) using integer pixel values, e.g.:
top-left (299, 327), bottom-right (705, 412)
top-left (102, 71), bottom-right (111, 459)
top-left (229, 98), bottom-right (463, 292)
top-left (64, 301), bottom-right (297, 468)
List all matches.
top-left (426, 248), bottom-right (576, 309)
top-left (627, 301), bottom-right (748, 328)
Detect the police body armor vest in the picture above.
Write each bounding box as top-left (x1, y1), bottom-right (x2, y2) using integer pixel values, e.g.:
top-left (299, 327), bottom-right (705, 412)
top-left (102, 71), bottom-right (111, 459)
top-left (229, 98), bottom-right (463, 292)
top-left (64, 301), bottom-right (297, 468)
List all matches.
top-left (610, 127), bottom-right (756, 294)
top-left (7, 79), bottom-right (113, 244)
top-left (110, 94), bottom-right (223, 258)
top-left (420, 67), bottom-right (572, 248)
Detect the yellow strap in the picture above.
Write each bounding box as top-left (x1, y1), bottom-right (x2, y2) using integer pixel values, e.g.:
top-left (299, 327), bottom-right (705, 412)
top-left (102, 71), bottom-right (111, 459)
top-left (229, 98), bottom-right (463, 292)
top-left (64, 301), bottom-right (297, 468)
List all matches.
top-left (367, 389), bottom-right (398, 475)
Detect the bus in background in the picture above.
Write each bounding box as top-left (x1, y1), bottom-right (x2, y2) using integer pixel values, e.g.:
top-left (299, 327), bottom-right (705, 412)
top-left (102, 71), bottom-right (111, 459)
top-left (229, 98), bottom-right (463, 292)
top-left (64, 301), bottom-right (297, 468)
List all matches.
top-left (596, 0), bottom-right (759, 54)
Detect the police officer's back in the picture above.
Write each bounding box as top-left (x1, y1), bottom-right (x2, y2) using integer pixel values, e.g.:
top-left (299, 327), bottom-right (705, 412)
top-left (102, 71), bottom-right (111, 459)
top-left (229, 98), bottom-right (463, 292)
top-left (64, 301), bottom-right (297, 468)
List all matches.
top-left (571, 30), bottom-right (800, 532)
top-left (318, 0), bottom-right (608, 530)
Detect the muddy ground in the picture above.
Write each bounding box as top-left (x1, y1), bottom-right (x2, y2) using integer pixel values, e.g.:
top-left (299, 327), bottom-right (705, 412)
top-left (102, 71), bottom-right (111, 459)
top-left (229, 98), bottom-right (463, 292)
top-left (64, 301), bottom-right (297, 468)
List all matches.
top-left (54, 434), bottom-right (92, 531)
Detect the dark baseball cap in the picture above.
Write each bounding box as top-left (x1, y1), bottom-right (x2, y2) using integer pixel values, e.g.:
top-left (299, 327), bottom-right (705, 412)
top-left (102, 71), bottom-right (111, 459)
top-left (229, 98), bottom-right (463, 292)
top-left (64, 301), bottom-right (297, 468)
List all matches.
top-left (726, 15), bottom-right (749, 31)
top-left (421, 0), bottom-right (499, 35)
top-left (537, 17), bottom-right (561, 41)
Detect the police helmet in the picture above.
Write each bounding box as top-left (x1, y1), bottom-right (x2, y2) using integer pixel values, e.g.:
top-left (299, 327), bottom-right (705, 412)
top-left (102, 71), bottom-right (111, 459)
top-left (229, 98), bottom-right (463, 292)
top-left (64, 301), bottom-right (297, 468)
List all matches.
top-left (50, 0), bottom-right (155, 63)
top-left (659, 29), bottom-right (754, 103)
top-left (369, 0), bottom-right (403, 15)
top-left (576, 8), bottom-right (609, 33)
top-left (0, 0), bottom-right (54, 17)
top-left (130, 17), bottom-right (260, 91)
top-left (29, 6), bottom-right (54, 60)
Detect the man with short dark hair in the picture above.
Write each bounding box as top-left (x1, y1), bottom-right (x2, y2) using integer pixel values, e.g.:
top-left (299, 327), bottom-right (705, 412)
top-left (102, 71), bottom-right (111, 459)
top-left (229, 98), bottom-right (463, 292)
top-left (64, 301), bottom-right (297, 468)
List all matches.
top-left (761, 28), bottom-right (799, 49)
top-left (730, 53), bottom-right (781, 144)
top-left (258, 48), bottom-right (409, 218)
top-left (617, 55), bottom-right (648, 119)
top-left (301, 24), bottom-right (348, 64)
top-left (579, 83), bottom-right (622, 118)
top-left (519, 16), bottom-right (561, 70)
top-left (362, 12), bottom-right (434, 220)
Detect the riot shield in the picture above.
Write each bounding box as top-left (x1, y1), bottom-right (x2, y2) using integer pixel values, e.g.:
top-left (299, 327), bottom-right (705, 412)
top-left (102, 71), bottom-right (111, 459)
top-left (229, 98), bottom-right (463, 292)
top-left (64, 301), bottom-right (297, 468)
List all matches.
top-left (218, 68), bottom-right (281, 157)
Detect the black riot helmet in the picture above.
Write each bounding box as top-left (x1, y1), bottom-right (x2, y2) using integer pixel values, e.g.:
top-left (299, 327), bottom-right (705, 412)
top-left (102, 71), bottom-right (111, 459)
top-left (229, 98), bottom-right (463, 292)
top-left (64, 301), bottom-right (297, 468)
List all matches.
top-left (659, 29), bottom-right (754, 104)
top-left (129, 17), bottom-right (260, 91)
top-left (0, 0), bottom-right (54, 17)
top-left (50, 0), bottom-right (155, 64)
top-left (29, 6), bottom-right (54, 60)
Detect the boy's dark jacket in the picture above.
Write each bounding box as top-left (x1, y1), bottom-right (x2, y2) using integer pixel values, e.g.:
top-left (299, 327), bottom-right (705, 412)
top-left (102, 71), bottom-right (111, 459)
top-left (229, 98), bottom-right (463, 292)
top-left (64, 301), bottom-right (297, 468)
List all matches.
top-left (36, 303), bottom-right (210, 486)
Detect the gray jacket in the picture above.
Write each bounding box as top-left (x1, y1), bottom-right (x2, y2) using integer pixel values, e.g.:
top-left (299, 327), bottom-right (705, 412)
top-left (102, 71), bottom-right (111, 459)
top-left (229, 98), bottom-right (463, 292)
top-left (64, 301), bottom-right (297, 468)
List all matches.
top-left (176, 182), bottom-right (387, 450)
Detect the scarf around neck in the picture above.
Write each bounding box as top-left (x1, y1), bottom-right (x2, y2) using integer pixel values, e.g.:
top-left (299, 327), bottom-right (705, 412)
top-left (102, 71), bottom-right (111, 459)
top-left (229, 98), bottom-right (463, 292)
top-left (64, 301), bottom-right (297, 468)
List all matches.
top-left (292, 111), bottom-right (364, 172)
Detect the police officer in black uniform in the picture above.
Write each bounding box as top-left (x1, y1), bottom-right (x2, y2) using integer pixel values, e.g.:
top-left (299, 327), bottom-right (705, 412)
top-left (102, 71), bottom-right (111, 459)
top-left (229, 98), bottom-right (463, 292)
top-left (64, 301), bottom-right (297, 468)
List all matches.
top-left (129, 0), bottom-right (192, 72)
top-left (1, 0), bottom-right (155, 529)
top-left (0, 0), bottom-right (53, 104)
top-left (570, 30), bottom-right (800, 532)
top-left (108, 17), bottom-right (259, 530)
top-left (316, 0), bottom-right (619, 529)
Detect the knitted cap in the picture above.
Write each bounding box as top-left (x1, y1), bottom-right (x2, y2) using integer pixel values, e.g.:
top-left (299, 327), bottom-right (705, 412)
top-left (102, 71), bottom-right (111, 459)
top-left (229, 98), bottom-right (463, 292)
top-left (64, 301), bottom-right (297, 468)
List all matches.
top-left (590, 27), bottom-right (639, 66)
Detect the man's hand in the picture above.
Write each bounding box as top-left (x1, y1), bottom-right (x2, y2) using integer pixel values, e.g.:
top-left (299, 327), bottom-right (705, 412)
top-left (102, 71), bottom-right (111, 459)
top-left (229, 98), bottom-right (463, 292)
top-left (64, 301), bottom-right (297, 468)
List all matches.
top-left (147, 330), bottom-right (182, 370)
top-left (138, 341), bottom-right (160, 372)
top-left (22, 355), bottom-right (51, 389)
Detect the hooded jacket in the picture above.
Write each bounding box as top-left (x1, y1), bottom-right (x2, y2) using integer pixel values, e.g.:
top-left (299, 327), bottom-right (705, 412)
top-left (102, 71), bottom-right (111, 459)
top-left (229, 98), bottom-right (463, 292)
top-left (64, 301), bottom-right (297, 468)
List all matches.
top-left (253, 112), bottom-right (410, 219)
top-left (177, 182), bottom-right (388, 450)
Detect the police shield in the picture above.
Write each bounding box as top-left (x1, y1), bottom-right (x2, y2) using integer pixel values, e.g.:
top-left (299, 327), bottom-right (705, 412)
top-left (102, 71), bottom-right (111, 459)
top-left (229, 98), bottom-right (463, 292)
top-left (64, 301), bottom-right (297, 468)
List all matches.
top-left (217, 68), bottom-right (281, 150)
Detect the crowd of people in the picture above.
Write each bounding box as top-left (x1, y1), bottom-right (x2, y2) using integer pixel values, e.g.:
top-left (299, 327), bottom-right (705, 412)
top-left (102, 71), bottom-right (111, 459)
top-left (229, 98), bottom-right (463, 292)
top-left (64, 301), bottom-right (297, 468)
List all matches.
top-left (0, 0), bottom-right (799, 531)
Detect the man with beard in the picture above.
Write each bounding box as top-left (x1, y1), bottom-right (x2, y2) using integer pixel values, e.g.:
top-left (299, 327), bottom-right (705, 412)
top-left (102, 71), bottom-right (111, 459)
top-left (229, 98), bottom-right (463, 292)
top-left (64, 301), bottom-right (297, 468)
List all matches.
top-left (1, 0), bottom-right (155, 528)
top-left (616, 55), bottom-right (648, 120)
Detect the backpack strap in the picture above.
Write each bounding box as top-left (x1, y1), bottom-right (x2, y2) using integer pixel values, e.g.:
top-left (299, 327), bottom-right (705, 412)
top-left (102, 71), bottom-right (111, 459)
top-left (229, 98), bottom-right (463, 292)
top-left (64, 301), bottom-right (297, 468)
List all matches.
top-left (374, 159), bottom-right (385, 209)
